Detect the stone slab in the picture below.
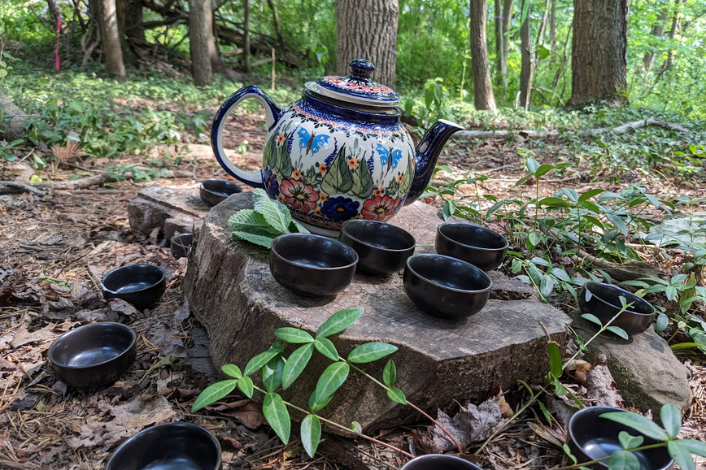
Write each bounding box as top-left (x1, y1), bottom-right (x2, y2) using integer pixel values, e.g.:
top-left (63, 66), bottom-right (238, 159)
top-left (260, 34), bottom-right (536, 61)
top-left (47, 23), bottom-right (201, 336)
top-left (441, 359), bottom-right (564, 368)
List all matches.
top-left (570, 313), bottom-right (692, 414)
top-left (184, 191), bottom-right (572, 433)
top-left (127, 185), bottom-right (209, 236)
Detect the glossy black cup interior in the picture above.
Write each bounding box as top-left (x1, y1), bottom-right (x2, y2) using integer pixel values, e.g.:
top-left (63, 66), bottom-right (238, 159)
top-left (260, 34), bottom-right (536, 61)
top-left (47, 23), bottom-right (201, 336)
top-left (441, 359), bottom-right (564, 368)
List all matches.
top-left (101, 264), bottom-right (166, 310)
top-left (48, 322), bottom-right (137, 388)
top-left (404, 254), bottom-right (492, 319)
top-left (171, 233), bottom-right (193, 259)
top-left (568, 406), bottom-right (673, 470)
top-left (340, 220), bottom-right (416, 275)
top-left (435, 222), bottom-right (509, 272)
top-left (579, 282), bottom-right (655, 336)
top-left (200, 179), bottom-right (242, 206)
top-left (105, 422), bottom-right (222, 470)
top-left (400, 454), bottom-right (484, 470)
top-left (270, 233), bottom-right (358, 297)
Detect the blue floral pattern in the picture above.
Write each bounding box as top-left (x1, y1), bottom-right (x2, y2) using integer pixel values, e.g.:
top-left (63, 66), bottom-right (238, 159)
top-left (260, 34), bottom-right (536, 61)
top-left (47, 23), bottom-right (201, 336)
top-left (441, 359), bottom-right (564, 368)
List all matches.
top-left (321, 197), bottom-right (360, 221)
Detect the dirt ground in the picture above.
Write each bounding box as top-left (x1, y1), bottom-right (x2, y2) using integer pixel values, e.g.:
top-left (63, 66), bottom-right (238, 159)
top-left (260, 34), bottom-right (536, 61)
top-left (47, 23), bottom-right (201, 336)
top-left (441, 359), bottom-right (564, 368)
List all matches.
top-left (0, 111), bottom-right (704, 470)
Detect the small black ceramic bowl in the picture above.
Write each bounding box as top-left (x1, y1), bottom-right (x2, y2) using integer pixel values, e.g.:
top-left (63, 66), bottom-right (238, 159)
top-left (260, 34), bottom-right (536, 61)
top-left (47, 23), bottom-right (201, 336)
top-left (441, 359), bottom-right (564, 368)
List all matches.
top-left (400, 454), bottom-right (484, 470)
top-left (105, 422), bottom-right (222, 470)
top-left (171, 232), bottom-right (193, 259)
top-left (48, 322), bottom-right (136, 388)
top-left (339, 220), bottom-right (416, 275)
top-left (567, 406), bottom-right (673, 470)
top-left (579, 282), bottom-right (655, 336)
top-left (270, 233), bottom-right (358, 297)
top-left (435, 222), bottom-right (509, 272)
top-left (101, 264), bottom-right (166, 310)
top-left (200, 178), bottom-right (242, 206)
top-left (403, 254), bottom-right (492, 319)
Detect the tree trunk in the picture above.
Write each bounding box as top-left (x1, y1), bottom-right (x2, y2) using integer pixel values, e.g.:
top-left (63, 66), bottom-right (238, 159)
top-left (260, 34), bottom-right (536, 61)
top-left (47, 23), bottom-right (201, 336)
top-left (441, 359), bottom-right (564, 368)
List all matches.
top-left (116, 0), bottom-right (146, 66)
top-left (642, 6), bottom-right (668, 73)
top-left (99, 0), bottom-right (126, 79)
top-left (494, 0), bottom-right (503, 85)
top-left (568, 0), bottom-right (628, 108)
top-left (46, 0), bottom-right (61, 26)
top-left (549, 0), bottom-right (556, 53)
top-left (266, 0), bottom-right (283, 47)
top-left (501, 0), bottom-right (513, 97)
top-left (189, 0), bottom-right (213, 86)
top-left (470, 0), bottom-right (497, 112)
top-left (656, 0), bottom-right (685, 80)
top-left (243, 0), bottom-right (251, 73)
top-left (519, 0), bottom-right (532, 109)
top-left (336, 0), bottom-right (399, 88)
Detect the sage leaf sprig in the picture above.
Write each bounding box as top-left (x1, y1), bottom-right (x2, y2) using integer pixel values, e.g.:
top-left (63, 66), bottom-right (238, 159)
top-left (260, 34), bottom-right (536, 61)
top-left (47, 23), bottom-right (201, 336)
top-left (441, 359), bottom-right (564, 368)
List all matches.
top-left (228, 188), bottom-right (308, 248)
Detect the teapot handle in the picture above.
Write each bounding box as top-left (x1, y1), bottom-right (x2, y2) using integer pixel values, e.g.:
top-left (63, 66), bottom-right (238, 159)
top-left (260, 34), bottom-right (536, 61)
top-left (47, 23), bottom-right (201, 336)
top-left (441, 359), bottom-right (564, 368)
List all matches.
top-left (211, 85), bottom-right (282, 189)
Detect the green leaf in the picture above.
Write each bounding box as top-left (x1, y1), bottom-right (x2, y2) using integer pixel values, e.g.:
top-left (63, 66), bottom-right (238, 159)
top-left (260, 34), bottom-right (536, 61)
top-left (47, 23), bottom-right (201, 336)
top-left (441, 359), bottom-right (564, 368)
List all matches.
top-left (537, 400), bottom-right (552, 425)
top-left (314, 337), bottom-right (339, 361)
top-left (534, 163), bottom-right (558, 179)
top-left (351, 421), bottom-right (362, 433)
top-left (383, 360), bottom-right (397, 388)
top-left (668, 440), bottom-right (695, 470)
top-left (527, 232), bottom-right (542, 248)
top-left (315, 307), bottom-right (364, 338)
top-left (232, 230), bottom-right (274, 248)
top-left (526, 158), bottom-right (540, 174)
top-left (321, 145), bottom-right (353, 195)
top-left (314, 362), bottom-right (350, 403)
top-left (191, 379), bottom-right (237, 412)
top-left (665, 286), bottom-right (678, 301)
top-left (578, 188), bottom-right (605, 202)
top-left (655, 313), bottom-right (669, 333)
top-left (618, 431), bottom-right (644, 450)
top-left (547, 342), bottom-right (563, 379)
top-left (600, 412), bottom-right (669, 441)
top-left (660, 404), bottom-right (682, 439)
top-left (581, 313), bottom-right (603, 327)
top-left (262, 355), bottom-right (286, 392)
top-left (252, 188), bottom-right (291, 233)
top-left (347, 342), bottom-right (398, 364)
top-left (282, 343), bottom-right (314, 389)
top-left (608, 449), bottom-right (641, 470)
top-left (386, 387), bottom-right (407, 404)
top-left (244, 343), bottom-right (285, 377)
top-left (228, 210), bottom-right (271, 230)
top-left (607, 326), bottom-right (629, 340)
top-left (274, 327), bottom-right (315, 344)
top-left (677, 439), bottom-right (706, 457)
top-left (262, 392), bottom-right (291, 444)
top-left (237, 376), bottom-right (254, 398)
top-left (308, 390), bottom-right (333, 413)
top-left (537, 196), bottom-right (571, 208)
top-left (605, 212), bottom-right (628, 237)
top-left (553, 378), bottom-right (568, 396)
top-left (222, 364), bottom-right (243, 379)
top-left (300, 414), bottom-right (321, 458)
top-left (562, 443), bottom-right (578, 464)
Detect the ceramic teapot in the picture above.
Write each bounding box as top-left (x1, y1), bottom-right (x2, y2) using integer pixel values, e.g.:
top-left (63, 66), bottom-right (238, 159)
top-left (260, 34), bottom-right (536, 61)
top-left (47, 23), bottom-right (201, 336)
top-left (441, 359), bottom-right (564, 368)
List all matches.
top-left (212, 59), bottom-right (463, 236)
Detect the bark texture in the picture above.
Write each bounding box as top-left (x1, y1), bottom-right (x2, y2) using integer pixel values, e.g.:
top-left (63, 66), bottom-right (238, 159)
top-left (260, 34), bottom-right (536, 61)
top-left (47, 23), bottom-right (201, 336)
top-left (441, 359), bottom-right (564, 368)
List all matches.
top-left (519, 0), bottom-right (532, 109)
top-left (470, 0), bottom-right (497, 112)
top-left (99, 0), bottom-right (126, 79)
top-left (243, 0), bottom-right (251, 73)
top-left (568, 0), bottom-right (629, 108)
top-left (336, 0), bottom-right (399, 88)
top-left (188, 0), bottom-right (213, 86)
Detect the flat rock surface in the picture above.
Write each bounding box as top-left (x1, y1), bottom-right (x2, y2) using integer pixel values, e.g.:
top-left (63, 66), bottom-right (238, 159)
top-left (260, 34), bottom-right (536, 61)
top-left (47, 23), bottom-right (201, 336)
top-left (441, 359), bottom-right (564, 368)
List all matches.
top-left (128, 185), bottom-right (210, 238)
top-left (570, 313), bottom-right (692, 413)
top-left (184, 191), bottom-right (572, 432)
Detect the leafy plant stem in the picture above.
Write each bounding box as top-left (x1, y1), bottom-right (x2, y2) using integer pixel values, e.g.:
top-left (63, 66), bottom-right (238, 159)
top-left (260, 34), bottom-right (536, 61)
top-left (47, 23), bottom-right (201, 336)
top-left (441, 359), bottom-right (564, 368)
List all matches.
top-left (346, 361), bottom-right (465, 455)
top-left (251, 384), bottom-right (414, 459)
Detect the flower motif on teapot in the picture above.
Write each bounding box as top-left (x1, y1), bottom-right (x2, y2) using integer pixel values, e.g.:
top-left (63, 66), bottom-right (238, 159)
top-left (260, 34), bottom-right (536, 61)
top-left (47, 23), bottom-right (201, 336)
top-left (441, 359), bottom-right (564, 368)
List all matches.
top-left (261, 106), bottom-right (416, 229)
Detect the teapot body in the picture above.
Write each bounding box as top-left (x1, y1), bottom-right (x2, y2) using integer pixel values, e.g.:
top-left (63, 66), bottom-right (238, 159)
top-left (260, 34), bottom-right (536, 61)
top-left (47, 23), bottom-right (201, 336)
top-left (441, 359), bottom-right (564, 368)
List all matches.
top-left (260, 92), bottom-right (416, 234)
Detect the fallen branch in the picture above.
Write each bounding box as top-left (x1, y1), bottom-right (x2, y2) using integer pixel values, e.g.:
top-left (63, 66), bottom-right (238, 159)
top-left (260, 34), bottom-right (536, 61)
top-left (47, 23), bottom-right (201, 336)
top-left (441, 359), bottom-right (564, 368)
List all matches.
top-left (36, 174), bottom-right (111, 190)
top-left (0, 182), bottom-right (46, 196)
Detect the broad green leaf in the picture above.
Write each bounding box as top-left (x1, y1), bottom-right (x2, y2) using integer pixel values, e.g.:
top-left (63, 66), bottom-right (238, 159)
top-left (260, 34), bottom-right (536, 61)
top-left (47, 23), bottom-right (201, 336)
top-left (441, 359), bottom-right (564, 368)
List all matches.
top-left (562, 443), bottom-right (578, 464)
top-left (314, 337), bottom-right (339, 361)
top-left (351, 421), bottom-right (362, 433)
top-left (618, 431), bottom-right (644, 450)
top-left (553, 378), bottom-right (568, 396)
top-left (668, 440), bottom-right (695, 470)
top-left (228, 210), bottom-right (270, 229)
top-left (237, 376), bottom-right (254, 398)
top-left (321, 146), bottom-right (353, 195)
top-left (274, 327), bottom-right (315, 344)
top-left (290, 219), bottom-right (310, 233)
top-left (608, 449), bottom-right (641, 470)
top-left (252, 188), bottom-right (291, 233)
top-left (607, 326), bottom-right (629, 340)
top-left (316, 307), bottom-right (364, 338)
top-left (540, 275), bottom-right (555, 298)
top-left (537, 400), bottom-right (552, 425)
top-left (232, 230), bottom-right (274, 248)
top-left (660, 404), bottom-right (681, 439)
top-left (550, 267), bottom-right (572, 282)
top-left (537, 196), bottom-right (571, 208)
top-left (526, 158), bottom-right (540, 174)
top-left (383, 360), bottom-right (397, 388)
top-left (655, 313), bottom-right (669, 333)
top-left (547, 342), bottom-right (563, 379)
top-left (262, 392), bottom-right (291, 444)
top-left (678, 439), bottom-right (706, 457)
top-left (387, 387), bottom-right (407, 404)
top-left (282, 343), bottom-right (314, 389)
top-left (347, 342), bottom-right (398, 364)
top-left (535, 163), bottom-right (559, 179)
top-left (578, 188), bottom-right (604, 202)
top-left (600, 412), bottom-right (669, 441)
top-left (308, 390), bottom-right (333, 413)
top-left (222, 364), bottom-right (243, 379)
top-left (191, 379), bottom-right (237, 412)
top-left (262, 355), bottom-right (286, 392)
top-left (605, 212), bottom-right (628, 237)
top-left (581, 313), bottom-right (603, 327)
top-left (300, 414), bottom-right (322, 458)
top-left (527, 232), bottom-right (542, 248)
top-left (665, 286), bottom-right (678, 301)
top-left (314, 362), bottom-right (350, 403)
top-left (244, 343), bottom-right (285, 377)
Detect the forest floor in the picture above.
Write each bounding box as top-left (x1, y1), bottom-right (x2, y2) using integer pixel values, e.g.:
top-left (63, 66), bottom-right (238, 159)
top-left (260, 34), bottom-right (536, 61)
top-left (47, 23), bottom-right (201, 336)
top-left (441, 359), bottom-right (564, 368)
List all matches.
top-left (0, 108), bottom-right (705, 470)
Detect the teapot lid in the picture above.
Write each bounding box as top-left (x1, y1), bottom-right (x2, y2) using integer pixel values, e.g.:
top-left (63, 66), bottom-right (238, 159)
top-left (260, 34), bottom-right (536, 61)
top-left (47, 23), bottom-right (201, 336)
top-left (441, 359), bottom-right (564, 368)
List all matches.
top-left (306, 59), bottom-right (399, 108)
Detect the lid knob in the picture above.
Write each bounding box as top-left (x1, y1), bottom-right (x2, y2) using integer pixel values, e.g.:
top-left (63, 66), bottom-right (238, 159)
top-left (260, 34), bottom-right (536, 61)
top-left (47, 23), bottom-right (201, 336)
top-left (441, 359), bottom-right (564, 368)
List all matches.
top-left (349, 59), bottom-right (375, 81)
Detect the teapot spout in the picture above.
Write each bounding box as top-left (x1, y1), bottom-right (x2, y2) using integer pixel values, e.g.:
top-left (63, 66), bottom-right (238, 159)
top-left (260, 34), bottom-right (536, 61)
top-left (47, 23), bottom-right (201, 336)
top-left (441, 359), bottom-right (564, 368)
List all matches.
top-left (404, 119), bottom-right (464, 206)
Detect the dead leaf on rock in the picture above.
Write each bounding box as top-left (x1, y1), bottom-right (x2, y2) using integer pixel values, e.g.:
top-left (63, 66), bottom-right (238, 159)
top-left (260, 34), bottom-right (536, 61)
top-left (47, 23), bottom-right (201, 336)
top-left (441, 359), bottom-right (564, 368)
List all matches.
top-left (565, 358), bottom-right (591, 386)
top-left (10, 323), bottom-right (61, 348)
top-left (174, 297), bottom-right (191, 322)
top-left (108, 298), bottom-right (139, 316)
top-left (586, 363), bottom-right (623, 407)
top-left (213, 399), bottom-right (265, 429)
top-left (147, 322), bottom-right (187, 358)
